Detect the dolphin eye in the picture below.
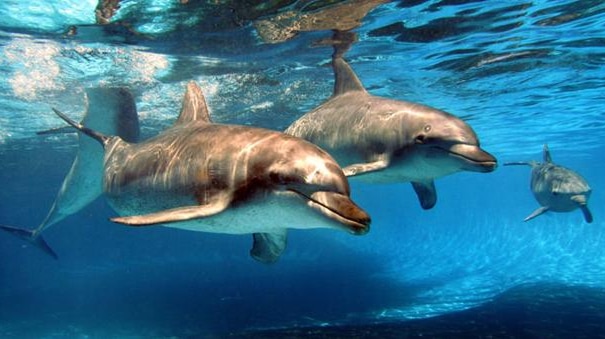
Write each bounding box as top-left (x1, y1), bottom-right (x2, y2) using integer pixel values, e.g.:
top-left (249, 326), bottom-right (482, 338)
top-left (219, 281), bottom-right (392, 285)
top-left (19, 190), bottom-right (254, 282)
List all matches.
top-left (415, 125), bottom-right (432, 144)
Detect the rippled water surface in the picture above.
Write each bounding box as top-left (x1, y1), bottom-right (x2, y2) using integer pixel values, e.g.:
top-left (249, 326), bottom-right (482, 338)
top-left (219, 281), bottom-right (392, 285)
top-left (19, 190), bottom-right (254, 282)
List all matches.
top-left (0, 1), bottom-right (604, 337)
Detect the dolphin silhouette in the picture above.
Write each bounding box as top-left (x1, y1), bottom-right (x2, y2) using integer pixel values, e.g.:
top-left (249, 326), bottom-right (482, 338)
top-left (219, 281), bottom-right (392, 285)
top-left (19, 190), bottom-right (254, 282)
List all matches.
top-left (0, 88), bottom-right (139, 258)
top-left (285, 49), bottom-right (497, 209)
top-left (51, 81), bottom-right (370, 263)
top-left (505, 144), bottom-right (593, 223)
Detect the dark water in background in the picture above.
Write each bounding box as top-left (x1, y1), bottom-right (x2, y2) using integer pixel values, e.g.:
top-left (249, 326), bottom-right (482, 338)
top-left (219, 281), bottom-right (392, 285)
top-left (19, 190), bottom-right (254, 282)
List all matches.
top-left (1, 1), bottom-right (605, 337)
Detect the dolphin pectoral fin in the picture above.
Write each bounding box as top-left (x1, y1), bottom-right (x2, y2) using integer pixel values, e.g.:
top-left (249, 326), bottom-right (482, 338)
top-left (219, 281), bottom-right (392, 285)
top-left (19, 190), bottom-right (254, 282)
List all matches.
top-left (524, 206), bottom-right (549, 222)
top-left (411, 181), bottom-right (437, 210)
top-left (580, 206), bottom-right (593, 223)
top-left (0, 225), bottom-right (58, 259)
top-left (250, 229), bottom-right (288, 264)
top-left (111, 201), bottom-right (229, 226)
top-left (342, 159), bottom-right (388, 177)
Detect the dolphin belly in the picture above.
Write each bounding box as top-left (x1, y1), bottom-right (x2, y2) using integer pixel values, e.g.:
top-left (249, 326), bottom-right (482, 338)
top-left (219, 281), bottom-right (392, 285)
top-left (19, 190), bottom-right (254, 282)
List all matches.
top-left (107, 189), bottom-right (343, 234)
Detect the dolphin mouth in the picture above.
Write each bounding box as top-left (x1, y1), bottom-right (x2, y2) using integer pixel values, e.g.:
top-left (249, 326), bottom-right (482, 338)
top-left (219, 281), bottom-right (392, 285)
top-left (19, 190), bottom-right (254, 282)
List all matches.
top-left (436, 144), bottom-right (498, 172)
top-left (290, 190), bottom-right (370, 235)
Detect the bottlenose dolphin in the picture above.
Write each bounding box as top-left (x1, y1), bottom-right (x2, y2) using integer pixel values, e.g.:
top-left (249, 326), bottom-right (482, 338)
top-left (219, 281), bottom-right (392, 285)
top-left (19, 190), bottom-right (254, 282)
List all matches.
top-left (285, 55), bottom-right (497, 209)
top-left (504, 144), bottom-right (593, 223)
top-left (51, 81), bottom-right (370, 263)
top-left (0, 88), bottom-right (139, 258)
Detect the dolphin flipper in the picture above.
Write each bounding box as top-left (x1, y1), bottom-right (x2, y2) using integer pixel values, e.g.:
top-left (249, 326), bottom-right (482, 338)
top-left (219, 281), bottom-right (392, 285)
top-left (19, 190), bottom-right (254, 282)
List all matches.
top-left (110, 200), bottom-right (230, 226)
top-left (342, 158), bottom-right (389, 177)
top-left (0, 225), bottom-right (58, 259)
top-left (524, 206), bottom-right (549, 222)
top-left (580, 206), bottom-right (593, 223)
top-left (250, 229), bottom-right (288, 264)
top-left (411, 181), bottom-right (437, 210)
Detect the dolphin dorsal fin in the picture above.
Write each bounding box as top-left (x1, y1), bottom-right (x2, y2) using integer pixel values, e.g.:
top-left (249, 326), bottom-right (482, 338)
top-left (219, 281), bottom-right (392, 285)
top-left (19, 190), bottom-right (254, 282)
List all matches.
top-left (175, 81), bottom-right (212, 126)
top-left (332, 57), bottom-right (367, 97)
top-left (542, 144), bottom-right (552, 163)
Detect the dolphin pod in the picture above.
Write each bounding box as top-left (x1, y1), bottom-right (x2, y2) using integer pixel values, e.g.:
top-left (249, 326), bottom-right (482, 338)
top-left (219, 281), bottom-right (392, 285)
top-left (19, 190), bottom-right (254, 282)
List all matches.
top-left (1, 31), bottom-right (593, 263)
top-left (50, 81), bottom-right (370, 263)
top-left (285, 52), bottom-right (497, 209)
top-left (0, 88), bottom-right (140, 258)
top-left (505, 144), bottom-right (593, 223)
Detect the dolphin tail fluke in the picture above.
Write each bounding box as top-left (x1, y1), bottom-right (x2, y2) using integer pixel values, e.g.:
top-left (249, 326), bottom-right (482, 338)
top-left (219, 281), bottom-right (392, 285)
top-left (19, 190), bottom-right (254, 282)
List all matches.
top-left (51, 108), bottom-right (110, 146)
top-left (0, 225), bottom-right (58, 259)
top-left (580, 206), bottom-right (593, 223)
top-left (36, 125), bottom-right (74, 135)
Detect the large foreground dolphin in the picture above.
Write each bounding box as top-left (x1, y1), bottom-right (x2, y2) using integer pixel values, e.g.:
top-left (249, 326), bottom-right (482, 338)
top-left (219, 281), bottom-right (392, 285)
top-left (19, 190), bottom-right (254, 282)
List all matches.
top-left (285, 55), bottom-right (497, 209)
top-left (504, 144), bottom-right (593, 223)
top-left (0, 88), bottom-right (139, 258)
top-left (51, 81), bottom-right (370, 263)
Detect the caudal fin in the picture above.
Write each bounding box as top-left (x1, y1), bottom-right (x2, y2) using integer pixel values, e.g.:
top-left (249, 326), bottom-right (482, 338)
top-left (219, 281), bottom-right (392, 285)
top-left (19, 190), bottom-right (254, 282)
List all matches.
top-left (0, 225), bottom-right (58, 259)
top-left (52, 108), bottom-right (110, 146)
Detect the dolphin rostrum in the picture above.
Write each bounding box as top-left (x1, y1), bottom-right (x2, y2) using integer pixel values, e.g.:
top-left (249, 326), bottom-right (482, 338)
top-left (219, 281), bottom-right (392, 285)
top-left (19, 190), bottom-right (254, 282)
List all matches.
top-left (285, 54), bottom-right (497, 209)
top-left (504, 144), bottom-right (593, 223)
top-left (51, 81), bottom-right (370, 263)
top-left (0, 88), bottom-right (139, 258)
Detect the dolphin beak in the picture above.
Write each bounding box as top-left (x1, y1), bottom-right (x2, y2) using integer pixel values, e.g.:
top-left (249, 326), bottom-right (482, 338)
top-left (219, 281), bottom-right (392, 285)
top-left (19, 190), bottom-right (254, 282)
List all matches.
top-left (447, 144), bottom-right (498, 172)
top-left (306, 191), bottom-right (371, 235)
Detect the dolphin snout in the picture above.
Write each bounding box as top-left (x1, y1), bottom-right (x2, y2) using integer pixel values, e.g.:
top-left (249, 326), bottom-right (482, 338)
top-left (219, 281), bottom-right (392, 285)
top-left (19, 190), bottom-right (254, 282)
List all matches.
top-left (308, 191), bottom-right (371, 235)
top-left (449, 144), bottom-right (497, 172)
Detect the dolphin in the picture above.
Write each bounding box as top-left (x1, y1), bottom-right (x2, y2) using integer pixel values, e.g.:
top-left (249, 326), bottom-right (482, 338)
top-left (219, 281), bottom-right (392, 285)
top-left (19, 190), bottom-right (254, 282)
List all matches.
top-left (50, 81), bottom-right (370, 263)
top-left (504, 144), bottom-right (593, 223)
top-left (0, 87), bottom-right (139, 258)
top-left (285, 54), bottom-right (497, 209)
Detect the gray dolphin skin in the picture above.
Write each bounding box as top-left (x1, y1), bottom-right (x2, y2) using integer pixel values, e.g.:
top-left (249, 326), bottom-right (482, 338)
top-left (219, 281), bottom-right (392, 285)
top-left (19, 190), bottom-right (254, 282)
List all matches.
top-left (285, 56), bottom-right (497, 209)
top-left (0, 88), bottom-right (139, 258)
top-left (51, 81), bottom-right (370, 263)
top-left (504, 144), bottom-right (593, 223)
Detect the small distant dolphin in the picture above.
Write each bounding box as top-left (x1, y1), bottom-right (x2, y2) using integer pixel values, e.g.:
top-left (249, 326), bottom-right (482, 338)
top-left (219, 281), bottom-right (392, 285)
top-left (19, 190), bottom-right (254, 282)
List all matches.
top-left (0, 88), bottom-right (139, 258)
top-left (51, 81), bottom-right (370, 263)
top-left (285, 55), bottom-right (497, 209)
top-left (504, 144), bottom-right (593, 223)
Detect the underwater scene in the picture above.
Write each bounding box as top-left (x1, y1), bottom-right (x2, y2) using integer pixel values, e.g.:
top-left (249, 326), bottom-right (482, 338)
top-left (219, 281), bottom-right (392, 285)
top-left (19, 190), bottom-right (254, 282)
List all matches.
top-left (1, 0), bottom-right (604, 337)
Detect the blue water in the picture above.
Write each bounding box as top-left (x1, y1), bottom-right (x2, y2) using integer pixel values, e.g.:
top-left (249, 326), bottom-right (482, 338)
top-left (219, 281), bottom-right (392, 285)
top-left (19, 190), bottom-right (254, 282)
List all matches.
top-left (1, 1), bottom-right (604, 337)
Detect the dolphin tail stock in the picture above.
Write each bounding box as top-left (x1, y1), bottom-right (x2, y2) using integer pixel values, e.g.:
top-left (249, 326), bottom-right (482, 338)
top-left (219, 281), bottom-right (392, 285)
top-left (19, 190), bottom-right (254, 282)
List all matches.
top-left (51, 108), bottom-right (110, 146)
top-left (0, 224), bottom-right (58, 259)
